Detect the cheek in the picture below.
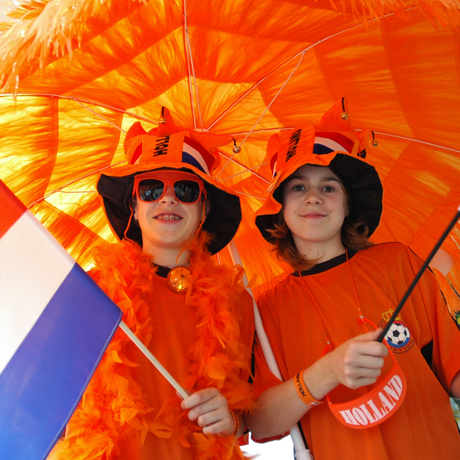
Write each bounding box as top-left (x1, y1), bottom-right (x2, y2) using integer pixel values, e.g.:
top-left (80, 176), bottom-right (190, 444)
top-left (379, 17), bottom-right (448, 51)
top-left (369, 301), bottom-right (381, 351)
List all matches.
top-left (282, 189), bottom-right (292, 207)
top-left (281, 206), bottom-right (294, 230)
top-left (282, 190), bottom-right (297, 211)
top-left (135, 201), bottom-right (154, 224)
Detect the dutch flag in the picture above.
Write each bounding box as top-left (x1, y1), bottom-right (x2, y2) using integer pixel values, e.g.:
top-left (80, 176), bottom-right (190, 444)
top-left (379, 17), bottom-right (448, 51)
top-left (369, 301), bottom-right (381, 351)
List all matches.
top-left (0, 180), bottom-right (122, 460)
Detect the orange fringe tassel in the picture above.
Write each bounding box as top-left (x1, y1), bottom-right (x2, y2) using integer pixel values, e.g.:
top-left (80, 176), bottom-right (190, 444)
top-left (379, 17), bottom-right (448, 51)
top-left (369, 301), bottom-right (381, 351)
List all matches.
top-left (48, 232), bottom-right (255, 460)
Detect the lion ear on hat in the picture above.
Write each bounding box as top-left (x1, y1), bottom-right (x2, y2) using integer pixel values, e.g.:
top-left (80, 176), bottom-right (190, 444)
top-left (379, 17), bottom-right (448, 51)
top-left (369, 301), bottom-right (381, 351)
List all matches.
top-left (357, 128), bottom-right (374, 152)
top-left (267, 132), bottom-right (281, 158)
top-left (317, 98), bottom-right (374, 154)
top-left (265, 132), bottom-right (281, 177)
top-left (190, 132), bottom-right (233, 163)
top-left (154, 106), bottom-right (232, 153)
top-left (154, 107), bottom-right (182, 136)
top-left (317, 97), bottom-right (354, 133)
top-left (123, 121), bottom-right (147, 154)
top-left (151, 106), bottom-right (232, 170)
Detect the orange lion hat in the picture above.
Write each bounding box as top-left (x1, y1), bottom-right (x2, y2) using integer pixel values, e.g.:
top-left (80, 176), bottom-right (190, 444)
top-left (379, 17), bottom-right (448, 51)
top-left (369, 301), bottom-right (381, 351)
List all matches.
top-left (256, 98), bottom-right (383, 243)
top-left (97, 108), bottom-right (241, 254)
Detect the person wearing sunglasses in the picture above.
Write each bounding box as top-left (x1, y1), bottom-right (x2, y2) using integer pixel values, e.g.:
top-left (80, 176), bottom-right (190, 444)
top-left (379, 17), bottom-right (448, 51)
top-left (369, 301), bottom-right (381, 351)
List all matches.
top-left (131, 170), bottom-right (209, 268)
top-left (48, 109), bottom-right (255, 460)
top-left (246, 100), bottom-right (460, 459)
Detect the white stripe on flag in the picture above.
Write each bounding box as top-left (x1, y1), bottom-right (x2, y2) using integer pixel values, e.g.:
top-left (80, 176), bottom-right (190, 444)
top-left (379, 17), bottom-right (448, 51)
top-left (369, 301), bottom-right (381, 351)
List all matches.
top-left (183, 143), bottom-right (211, 175)
top-left (315, 136), bottom-right (349, 153)
top-left (0, 211), bottom-right (74, 374)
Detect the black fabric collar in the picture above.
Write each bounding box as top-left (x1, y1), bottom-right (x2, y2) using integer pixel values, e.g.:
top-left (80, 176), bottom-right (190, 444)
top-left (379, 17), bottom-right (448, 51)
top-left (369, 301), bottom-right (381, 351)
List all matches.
top-left (292, 249), bottom-right (358, 277)
top-left (154, 265), bottom-right (171, 278)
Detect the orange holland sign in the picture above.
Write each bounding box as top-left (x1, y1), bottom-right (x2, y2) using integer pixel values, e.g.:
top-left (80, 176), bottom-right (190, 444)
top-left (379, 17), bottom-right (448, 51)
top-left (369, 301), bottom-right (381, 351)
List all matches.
top-left (327, 340), bottom-right (407, 429)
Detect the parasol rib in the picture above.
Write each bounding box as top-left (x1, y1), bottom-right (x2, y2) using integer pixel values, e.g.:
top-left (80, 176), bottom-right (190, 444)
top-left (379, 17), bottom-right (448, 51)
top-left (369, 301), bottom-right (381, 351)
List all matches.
top-left (72, 97), bottom-right (127, 133)
top-left (215, 50), bottom-right (306, 182)
top-left (206, 13), bottom-right (393, 133)
top-left (183, 0), bottom-right (204, 131)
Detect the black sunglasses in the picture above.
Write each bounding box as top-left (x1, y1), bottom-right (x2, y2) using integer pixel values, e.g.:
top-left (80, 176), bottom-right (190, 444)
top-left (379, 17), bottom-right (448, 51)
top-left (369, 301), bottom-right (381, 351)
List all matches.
top-left (133, 171), bottom-right (205, 204)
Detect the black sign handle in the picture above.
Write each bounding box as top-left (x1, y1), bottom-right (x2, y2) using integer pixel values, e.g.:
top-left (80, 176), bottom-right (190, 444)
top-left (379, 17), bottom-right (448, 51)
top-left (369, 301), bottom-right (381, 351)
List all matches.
top-left (377, 206), bottom-right (460, 343)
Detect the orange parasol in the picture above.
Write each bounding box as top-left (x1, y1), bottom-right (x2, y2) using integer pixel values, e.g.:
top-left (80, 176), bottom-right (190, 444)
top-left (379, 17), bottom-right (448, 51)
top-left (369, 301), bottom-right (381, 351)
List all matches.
top-left (0, 0), bottom-right (459, 324)
top-left (0, 0), bottom-right (460, 458)
top-left (1, 0), bottom-right (460, 457)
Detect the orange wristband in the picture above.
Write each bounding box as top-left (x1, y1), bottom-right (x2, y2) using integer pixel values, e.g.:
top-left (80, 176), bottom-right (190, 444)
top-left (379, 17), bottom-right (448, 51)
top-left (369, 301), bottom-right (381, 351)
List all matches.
top-left (230, 409), bottom-right (239, 436)
top-left (294, 371), bottom-right (324, 407)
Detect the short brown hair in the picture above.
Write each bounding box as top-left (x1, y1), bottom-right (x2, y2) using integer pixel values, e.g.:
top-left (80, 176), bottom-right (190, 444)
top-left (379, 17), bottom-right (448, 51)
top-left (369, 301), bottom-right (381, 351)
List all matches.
top-left (267, 212), bottom-right (373, 272)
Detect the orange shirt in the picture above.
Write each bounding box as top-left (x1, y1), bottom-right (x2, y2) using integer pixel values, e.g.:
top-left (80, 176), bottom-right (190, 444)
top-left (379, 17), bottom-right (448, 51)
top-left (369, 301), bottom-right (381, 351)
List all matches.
top-left (254, 242), bottom-right (460, 460)
top-left (118, 268), bottom-right (254, 460)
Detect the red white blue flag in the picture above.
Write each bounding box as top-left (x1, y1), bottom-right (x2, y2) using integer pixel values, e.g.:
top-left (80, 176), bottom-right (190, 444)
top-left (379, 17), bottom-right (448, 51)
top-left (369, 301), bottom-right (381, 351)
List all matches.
top-left (0, 180), bottom-right (122, 460)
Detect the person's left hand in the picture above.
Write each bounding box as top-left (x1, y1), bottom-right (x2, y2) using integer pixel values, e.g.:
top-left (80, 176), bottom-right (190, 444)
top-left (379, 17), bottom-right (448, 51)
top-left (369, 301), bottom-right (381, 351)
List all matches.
top-left (181, 387), bottom-right (235, 436)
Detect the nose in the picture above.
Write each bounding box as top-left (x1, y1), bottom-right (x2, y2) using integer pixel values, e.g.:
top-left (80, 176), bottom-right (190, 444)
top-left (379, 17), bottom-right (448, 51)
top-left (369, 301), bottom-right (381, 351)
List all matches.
top-left (304, 188), bottom-right (322, 205)
top-left (160, 185), bottom-right (178, 203)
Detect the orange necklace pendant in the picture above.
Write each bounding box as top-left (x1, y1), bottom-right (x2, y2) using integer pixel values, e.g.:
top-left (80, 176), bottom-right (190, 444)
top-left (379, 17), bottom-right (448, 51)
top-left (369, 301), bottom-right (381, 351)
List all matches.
top-left (167, 266), bottom-right (192, 293)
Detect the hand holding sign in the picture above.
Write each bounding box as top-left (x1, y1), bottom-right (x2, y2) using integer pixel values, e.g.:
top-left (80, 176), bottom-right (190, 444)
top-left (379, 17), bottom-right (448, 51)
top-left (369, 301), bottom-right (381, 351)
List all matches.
top-left (326, 329), bottom-right (388, 390)
top-left (324, 319), bottom-right (407, 429)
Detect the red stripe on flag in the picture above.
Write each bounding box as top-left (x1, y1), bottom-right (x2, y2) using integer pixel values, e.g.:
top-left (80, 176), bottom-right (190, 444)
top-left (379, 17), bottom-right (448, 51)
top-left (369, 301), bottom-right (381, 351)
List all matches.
top-left (184, 136), bottom-right (216, 171)
top-left (316, 132), bottom-right (355, 153)
top-left (0, 181), bottom-right (27, 238)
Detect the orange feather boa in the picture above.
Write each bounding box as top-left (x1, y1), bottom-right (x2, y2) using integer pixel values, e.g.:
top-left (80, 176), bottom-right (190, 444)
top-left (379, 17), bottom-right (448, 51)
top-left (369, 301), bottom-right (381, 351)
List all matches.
top-left (48, 233), bottom-right (255, 460)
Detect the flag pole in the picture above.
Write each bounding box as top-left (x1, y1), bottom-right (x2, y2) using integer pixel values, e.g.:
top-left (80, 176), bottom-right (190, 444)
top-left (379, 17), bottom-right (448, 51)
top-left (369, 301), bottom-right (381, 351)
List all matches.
top-left (228, 241), bottom-right (313, 460)
top-left (377, 205), bottom-right (460, 343)
top-left (119, 321), bottom-right (189, 399)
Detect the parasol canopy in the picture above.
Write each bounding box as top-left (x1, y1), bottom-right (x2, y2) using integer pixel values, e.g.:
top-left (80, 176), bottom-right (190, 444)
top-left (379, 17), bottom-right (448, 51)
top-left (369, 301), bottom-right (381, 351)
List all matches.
top-left (0, 0), bottom-right (459, 303)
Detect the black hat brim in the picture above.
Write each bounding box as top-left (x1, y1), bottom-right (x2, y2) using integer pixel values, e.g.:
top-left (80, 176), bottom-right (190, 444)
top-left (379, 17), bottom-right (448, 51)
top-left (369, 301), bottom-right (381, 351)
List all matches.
top-left (97, 167), bottom-right (242, 255)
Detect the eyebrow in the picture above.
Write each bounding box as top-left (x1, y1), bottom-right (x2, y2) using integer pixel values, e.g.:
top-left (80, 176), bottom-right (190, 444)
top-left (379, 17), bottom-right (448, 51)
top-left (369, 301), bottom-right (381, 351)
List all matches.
top-left (288, 174), bottom-right (341, 183)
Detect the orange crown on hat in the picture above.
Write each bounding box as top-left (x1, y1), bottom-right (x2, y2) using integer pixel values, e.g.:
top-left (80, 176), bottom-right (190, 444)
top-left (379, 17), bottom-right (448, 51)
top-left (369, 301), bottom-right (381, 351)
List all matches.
top-left (267, 98), bottom-right (374, 182)
top-left (122, 108), bottom-right (231, 176)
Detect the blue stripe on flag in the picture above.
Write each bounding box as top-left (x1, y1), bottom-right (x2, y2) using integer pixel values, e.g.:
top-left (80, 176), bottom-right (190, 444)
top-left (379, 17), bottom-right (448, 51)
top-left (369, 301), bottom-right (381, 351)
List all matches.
top-left (182, 151), bottom-right (206, 173)
top-left (313, 143), bottom-right (334, 155)
top-left (0, 263), bottom-right (122, 460)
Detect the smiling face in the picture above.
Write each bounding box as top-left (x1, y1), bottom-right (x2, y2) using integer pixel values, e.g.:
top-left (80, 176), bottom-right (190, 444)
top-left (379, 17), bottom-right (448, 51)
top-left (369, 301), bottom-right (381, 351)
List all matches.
top-left (282, 164), bottom-right (348, 261)
top-left (132, 175), bottom-right (205, 266)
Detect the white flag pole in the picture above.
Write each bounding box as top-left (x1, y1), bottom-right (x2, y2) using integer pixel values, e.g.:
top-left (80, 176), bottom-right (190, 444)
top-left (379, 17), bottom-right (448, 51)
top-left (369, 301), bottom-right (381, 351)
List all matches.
top-left (119, 320), bottom-right (189, 399)
top-left (228, 241), bottom-right (313, 460)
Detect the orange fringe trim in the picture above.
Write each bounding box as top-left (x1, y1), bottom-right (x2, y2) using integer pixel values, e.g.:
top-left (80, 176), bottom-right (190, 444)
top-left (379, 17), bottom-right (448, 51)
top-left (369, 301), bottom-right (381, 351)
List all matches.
top-left (48, 232), bottom-right (255, 460)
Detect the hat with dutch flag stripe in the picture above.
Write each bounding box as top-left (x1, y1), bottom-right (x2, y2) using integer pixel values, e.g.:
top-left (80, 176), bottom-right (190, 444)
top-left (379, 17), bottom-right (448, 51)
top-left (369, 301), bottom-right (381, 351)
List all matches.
top-left (97, 108), bottom-right (241, 254)
top-left (256, 98), bottom-right (383, 243)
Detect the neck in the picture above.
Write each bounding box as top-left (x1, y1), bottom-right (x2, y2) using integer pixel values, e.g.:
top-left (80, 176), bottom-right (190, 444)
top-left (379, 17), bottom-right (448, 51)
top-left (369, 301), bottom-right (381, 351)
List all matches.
top-left (142, 245), bottom-right (191, 268)
top-left (295, 239), bottom-right (347, 264)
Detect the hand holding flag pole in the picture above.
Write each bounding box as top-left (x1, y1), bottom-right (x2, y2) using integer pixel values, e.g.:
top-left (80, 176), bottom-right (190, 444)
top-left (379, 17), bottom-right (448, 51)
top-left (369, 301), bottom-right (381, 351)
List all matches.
top-left (377, 205), bottom-right (460, 343)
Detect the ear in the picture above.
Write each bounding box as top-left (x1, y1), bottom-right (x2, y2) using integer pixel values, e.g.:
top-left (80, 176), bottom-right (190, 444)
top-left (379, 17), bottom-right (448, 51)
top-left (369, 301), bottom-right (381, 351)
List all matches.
top-left (131, 197), bottom-right (138, 220)
top-left (346, 196), bottom-right (350, 217)
top-left (204, 198), bottom-right (211, 217)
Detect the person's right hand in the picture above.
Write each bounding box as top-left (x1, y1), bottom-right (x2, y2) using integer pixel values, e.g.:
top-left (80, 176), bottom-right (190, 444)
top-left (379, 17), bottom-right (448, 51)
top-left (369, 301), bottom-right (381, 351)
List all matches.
top-left (324, 329), bottom-right (388, 390)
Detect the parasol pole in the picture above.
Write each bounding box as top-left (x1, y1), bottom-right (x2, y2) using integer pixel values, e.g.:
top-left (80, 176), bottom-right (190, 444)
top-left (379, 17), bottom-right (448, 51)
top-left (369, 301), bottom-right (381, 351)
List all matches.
top-left (377, 205), bottom-right (460, 343)
top-left (228, 241), bottom-right (313, 460)
top-left (119, 321), bottom-right (189, 399)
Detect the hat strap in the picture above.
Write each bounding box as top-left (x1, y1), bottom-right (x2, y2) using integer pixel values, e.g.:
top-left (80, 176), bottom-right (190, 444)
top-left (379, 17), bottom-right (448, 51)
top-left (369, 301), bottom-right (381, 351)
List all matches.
top-left (124, 199), bottom-right (137, 244)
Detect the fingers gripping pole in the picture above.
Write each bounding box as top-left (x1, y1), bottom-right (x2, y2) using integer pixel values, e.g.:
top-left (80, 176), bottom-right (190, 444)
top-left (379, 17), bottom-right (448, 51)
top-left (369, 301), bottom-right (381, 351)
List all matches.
top-left (228, 241), bottom-right (313, 460)
top-left (119, 321), bottom-right (189, 399)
